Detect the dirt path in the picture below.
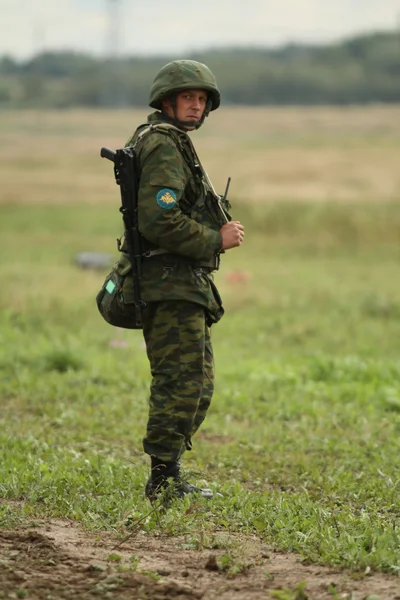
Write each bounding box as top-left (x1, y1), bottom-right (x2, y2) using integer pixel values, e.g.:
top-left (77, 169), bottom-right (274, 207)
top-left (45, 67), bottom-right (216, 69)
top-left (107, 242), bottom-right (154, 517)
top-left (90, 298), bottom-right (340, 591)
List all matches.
top-left (0, 520), bottom-right (399, 599)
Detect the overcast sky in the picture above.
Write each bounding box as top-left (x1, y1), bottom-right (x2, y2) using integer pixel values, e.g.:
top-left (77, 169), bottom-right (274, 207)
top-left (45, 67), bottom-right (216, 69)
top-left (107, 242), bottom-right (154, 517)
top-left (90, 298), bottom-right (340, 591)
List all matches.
top-left (1, 0), bottom-right (399, 60)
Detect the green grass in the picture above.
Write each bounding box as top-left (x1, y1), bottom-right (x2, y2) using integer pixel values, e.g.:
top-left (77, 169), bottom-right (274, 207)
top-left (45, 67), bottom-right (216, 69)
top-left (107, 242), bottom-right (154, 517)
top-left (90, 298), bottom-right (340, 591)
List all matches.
top-left (0, 201), bottom-right (399, 575)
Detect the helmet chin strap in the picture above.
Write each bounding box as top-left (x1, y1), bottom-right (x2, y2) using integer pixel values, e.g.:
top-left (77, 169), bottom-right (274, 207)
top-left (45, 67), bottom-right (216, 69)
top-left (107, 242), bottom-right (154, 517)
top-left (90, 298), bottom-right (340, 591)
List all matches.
top-left (162, 94), bottom-right (212, 131)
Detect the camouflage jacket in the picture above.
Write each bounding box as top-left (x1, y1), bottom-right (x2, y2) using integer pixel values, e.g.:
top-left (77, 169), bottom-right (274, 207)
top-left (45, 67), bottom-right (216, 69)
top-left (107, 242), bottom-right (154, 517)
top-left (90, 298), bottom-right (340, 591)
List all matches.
top-left (121, 111), bottom-right (231, 325)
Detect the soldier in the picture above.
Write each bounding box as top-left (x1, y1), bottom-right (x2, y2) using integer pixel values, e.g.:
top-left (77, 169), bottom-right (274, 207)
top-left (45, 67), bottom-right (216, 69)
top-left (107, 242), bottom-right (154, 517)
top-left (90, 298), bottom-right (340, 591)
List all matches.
top-left (125, 60), bottom-right (245, 501)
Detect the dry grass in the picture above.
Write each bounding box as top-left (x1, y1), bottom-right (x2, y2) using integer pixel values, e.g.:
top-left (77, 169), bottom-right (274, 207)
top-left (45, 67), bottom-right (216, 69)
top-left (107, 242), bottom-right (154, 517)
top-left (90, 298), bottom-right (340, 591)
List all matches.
top-left (1, 106), bottom-right (400, 205)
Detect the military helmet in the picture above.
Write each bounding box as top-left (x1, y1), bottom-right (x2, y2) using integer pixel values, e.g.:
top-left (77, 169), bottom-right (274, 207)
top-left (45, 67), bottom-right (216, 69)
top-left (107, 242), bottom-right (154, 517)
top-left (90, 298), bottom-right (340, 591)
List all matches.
top-left (149, 60), bottom-right (220, 111)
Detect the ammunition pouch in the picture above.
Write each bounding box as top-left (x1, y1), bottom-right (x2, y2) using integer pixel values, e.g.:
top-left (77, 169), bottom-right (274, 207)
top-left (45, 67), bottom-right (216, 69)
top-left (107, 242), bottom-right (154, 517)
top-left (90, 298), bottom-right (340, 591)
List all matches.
top-left (205, 277), bottom-right (224, 327)
top-left (96, 255), bottom-right (143, 330)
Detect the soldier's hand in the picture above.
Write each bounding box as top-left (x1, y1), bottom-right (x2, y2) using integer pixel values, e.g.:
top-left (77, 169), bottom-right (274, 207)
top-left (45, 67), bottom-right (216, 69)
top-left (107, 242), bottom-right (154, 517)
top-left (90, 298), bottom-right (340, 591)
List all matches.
top-left (220, 221), bottom-right (245, 250)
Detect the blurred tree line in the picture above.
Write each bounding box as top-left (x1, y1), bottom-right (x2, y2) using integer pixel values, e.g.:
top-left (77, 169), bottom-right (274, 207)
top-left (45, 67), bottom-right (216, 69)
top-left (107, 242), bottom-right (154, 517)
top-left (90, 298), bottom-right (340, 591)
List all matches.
top-left (1, 30), bottom-right (399, 108)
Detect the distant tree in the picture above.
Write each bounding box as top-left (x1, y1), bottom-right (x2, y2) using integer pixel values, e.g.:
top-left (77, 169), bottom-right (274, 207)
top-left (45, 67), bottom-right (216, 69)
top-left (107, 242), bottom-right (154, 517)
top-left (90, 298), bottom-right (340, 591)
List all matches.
top-left (1, 30), bottom-right (400, 108)
top-left (0, 55), bottom-right (18, 75)
top-left (22, 51), bottom-right (97, 78)
top-left (20, 73), bottom-right (45, 104)
top-left (0, 85), bottom-right (11, 104)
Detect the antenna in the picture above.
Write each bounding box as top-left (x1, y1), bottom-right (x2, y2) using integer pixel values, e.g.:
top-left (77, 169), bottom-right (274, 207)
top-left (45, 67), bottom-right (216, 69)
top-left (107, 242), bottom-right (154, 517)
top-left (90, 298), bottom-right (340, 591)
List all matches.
top-left (33, 22), bottom-right (46, 56)
top-left (103, 0), bottom-right (123, 106)
top-left (106, 0), bottom-right (122, 58)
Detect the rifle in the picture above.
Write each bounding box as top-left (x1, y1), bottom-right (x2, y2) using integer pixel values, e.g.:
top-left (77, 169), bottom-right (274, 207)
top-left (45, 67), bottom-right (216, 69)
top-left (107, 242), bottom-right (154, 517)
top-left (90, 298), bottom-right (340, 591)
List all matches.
top-left (100, 145), bottom-right (145, 328)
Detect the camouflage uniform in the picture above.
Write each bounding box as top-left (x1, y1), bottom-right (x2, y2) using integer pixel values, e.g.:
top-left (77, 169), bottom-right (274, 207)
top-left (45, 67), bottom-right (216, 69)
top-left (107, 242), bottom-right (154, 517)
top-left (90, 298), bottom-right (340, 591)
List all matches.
top-left (126, 61), bottom-right (230, 497)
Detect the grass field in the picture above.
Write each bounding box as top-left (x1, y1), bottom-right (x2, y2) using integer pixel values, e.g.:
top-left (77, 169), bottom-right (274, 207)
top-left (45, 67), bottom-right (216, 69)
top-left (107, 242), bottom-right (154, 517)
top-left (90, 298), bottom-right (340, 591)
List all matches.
top-left (0, 107), bottom-right (399, 599)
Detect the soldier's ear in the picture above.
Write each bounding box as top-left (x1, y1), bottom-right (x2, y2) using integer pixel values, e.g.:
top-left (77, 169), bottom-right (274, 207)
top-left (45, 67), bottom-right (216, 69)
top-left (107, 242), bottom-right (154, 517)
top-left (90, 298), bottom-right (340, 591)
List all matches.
top-left (161, 97), bottom-right (170, 110)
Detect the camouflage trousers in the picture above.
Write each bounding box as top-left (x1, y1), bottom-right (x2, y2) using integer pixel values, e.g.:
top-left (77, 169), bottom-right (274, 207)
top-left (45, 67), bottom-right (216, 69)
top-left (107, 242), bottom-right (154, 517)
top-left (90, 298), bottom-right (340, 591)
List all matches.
top-left (142, 300), bottom-right (214, 462)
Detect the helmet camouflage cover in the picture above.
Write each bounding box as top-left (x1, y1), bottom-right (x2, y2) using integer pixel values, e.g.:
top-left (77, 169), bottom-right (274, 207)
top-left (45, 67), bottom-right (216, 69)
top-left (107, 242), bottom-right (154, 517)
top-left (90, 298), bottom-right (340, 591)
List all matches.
top-left (149, 60), bottom-right (221, 111)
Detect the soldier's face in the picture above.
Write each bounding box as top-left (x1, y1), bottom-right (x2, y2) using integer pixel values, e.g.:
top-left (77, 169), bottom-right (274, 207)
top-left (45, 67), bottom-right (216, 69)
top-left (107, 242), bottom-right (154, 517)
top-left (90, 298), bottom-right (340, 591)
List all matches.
top-left (162, 89), bottom-right (208, 130)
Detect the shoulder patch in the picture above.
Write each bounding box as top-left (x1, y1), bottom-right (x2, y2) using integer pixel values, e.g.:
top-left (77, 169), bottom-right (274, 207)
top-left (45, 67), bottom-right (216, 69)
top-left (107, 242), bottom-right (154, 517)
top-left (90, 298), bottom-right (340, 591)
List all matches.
top-left (156, 188), bottom-right (177, 210)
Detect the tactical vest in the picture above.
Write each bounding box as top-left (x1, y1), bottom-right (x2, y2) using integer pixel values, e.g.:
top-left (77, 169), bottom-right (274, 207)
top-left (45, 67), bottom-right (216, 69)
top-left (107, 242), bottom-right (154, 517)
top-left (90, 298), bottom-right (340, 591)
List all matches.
top-left (128, 122), bottom-right (232, 271)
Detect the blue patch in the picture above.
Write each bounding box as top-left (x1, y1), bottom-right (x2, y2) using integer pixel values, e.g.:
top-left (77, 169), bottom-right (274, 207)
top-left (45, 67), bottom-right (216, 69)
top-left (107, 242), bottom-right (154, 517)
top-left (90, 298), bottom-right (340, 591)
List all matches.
top-left (156, 188), bottom-right (177, 210)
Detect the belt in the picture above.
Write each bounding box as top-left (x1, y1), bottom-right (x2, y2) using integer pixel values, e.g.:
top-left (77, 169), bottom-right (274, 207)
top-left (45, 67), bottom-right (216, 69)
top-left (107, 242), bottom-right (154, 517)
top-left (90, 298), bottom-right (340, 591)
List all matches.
top-left (142, 249), bottom-right (219, 272)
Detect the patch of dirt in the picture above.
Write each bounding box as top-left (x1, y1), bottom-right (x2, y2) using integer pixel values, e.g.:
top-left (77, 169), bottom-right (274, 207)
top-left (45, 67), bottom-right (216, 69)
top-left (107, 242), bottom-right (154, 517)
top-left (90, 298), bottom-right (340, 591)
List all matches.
top-left (0, 520), bottom-right (399, 600)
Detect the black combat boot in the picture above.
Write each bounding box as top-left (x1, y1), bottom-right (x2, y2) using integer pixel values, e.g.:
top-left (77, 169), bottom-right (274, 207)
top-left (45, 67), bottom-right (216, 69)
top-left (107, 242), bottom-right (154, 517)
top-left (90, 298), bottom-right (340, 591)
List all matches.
top-left (145, 456), bottom-right (214, 502)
